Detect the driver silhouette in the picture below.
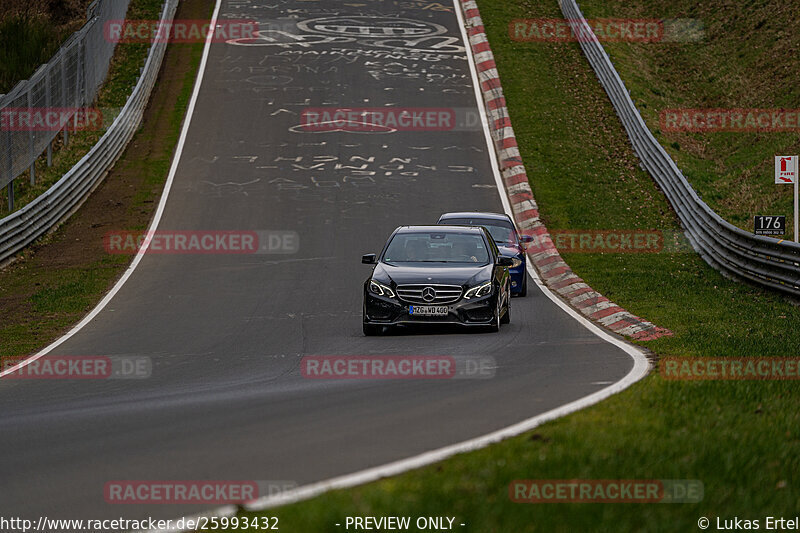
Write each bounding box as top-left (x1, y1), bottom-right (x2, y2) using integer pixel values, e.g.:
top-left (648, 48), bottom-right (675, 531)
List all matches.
top-left (405, 240), bottom-right (427, 261)
top-left (453, 241), bottom-right (479, 262)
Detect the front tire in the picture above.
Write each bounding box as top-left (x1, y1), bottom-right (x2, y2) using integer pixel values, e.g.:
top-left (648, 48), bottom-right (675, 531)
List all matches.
top-left (488, 299), bottom-right (501, 332)
top-left (519, 274), bottom-right (527, 297)
top-left (501, 298), bottom-right (511, 324)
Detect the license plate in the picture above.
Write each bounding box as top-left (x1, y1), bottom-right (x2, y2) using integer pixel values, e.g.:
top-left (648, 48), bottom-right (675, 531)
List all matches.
top-left (410, 306), bottom-right (449, 316)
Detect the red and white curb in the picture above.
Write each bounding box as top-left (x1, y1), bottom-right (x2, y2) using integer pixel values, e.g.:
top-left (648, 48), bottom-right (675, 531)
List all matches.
top-left (460, 0), bottom-right (671, 342)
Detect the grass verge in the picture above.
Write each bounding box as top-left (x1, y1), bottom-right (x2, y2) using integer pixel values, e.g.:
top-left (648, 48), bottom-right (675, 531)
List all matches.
top-left (0, 1), bottom-right (92, 94)
top-left (220, 0), bottom-right (800, 531)
top-left (0, 0), bottom-right (210, 359)
top-left (570, 0), bottom-right (800, 230)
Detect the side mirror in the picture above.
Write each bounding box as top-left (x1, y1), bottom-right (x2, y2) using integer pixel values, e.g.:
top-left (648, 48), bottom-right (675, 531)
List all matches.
top-left (362, 253), bottom-right (377, 264)
top-left (497, 256), bottom-right (514, 267)
top-left (520, 235), bottom-right (534, 244)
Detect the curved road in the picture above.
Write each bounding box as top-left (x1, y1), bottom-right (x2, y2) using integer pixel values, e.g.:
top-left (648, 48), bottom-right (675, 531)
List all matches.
top-left (0, 0), bottom-right (635, 523)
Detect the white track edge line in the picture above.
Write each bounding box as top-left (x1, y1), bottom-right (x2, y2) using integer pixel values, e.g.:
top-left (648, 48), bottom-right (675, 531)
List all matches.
top-left (0, 0), bottom-right (224, 379)
top-left (135, 0), bottom-right (651, 525)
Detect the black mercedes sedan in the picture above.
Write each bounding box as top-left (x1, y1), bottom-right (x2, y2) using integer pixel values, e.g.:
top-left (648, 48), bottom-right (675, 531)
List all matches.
top-left (362, 225), bottom-right (512, 335)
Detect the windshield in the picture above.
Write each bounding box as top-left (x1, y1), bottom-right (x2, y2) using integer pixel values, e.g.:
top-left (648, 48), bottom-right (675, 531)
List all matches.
top-left (441, 218), bottom-right (516, 244)
top-left (384, 232), bottom-right (490, 264)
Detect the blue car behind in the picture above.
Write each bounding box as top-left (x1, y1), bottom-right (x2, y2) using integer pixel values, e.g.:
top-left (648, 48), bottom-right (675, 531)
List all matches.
top-left (437, 212), bottom-right (532, 297)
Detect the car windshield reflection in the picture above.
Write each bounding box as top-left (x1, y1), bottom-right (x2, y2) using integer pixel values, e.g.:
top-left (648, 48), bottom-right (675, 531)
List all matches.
top-left (441, 218), bottom-right (517, 245)
top-left (383, 232), bottom-right (490, 265)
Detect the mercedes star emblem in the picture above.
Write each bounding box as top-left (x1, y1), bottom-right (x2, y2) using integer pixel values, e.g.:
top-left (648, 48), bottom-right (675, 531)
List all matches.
top-left (422, 287), bottom-right (436, 302)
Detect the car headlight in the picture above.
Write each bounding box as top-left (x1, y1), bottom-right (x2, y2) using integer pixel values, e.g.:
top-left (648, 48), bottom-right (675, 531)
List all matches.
top-left (464, 281), bottom-right (493, 299)
top-left (369, 280), bottom-right (395, 298)
top-left (510, 257), bottom-right (523, 268)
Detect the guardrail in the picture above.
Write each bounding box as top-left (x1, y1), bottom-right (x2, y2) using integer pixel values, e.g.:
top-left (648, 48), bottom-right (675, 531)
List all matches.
top-left (0, 0), bottom-right (179, 266)
top-left (558, 0), bottom-right (800, 296)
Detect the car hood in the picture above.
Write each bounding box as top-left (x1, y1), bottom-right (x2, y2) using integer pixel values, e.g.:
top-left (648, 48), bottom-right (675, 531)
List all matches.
top-left (374, 263), bottom-right (493, 287)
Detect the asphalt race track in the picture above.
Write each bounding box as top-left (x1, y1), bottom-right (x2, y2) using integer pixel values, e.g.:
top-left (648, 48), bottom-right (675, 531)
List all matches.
top-left (0, 0), bottom-right (636, 523)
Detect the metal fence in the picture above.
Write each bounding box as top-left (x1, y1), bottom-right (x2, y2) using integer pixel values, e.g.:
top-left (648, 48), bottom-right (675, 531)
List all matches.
top-left (0, 0), bottom-right (131, 205)
top-left (0, 0), bottom-right (179, 266)
top-left (559, 0), bottom-right (800, 297)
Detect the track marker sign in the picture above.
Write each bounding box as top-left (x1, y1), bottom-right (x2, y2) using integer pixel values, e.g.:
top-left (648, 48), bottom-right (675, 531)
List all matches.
top-left (754, 215), bottom-right (786, 236)
top-left (775, 155), bottom-right (799, 242)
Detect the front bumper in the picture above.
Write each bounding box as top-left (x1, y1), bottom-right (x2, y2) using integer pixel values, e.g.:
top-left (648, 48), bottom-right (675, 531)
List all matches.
top-left (364, 291), bottom-right (497, 326)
